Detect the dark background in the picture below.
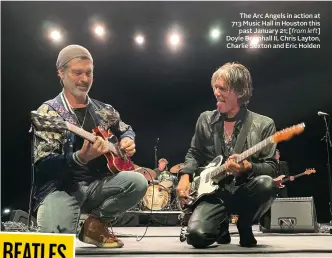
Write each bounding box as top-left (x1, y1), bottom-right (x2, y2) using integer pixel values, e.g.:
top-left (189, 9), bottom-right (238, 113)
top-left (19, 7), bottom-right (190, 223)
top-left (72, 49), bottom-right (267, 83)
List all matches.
top-left (2, 2), bottom-right (332, 222)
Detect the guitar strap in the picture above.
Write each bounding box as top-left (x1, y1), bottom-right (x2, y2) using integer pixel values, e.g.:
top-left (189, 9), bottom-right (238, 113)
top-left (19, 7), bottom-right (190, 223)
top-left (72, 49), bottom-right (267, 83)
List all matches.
top-left (212, 111), bottom-right (253, 185)
top-left (233, 111), bottom-right (253, 154)
top-left (44, 99), bottom-right (79, 126)
top-left (213, 122), bottom-right (223, 157)
top-left (214, 111), bottom-right (253, 157)
top-left (44, 98), bottom-right (107, 130)
top-left (231, 111), bottom-right (254, 187)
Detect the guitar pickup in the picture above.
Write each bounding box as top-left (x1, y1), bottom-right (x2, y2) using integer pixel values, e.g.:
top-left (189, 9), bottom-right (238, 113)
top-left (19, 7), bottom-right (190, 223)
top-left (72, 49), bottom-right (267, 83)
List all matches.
top-left (108, 135), bottom-right (117, 144)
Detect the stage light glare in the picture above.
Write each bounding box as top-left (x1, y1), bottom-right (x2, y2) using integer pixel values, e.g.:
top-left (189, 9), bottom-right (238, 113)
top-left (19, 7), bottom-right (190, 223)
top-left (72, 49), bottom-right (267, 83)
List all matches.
top-left (3, 208), bottom-right (11, 214)
top-left (210, 28), bottom-right (221, 39)
top-left (135, 35), bottom-right (145, 45)
top-left (250, 36), bottom-right (260, 45)
top-left (169, 33), bottom-right (180, 46)
top-left (49, 30), bottom-right (62, 42)
top-left (94, 25), bottom-right (105, 37)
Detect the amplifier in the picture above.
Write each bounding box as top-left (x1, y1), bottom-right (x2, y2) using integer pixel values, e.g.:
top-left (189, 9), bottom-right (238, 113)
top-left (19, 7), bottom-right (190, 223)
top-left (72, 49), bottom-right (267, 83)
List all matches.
top-left (262, 197), bottom-right (319, 233)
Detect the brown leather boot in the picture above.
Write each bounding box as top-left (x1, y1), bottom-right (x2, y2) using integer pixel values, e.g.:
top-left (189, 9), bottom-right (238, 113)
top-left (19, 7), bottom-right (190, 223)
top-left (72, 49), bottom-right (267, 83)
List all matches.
top-left (78, 215), bottom-right (124, 248)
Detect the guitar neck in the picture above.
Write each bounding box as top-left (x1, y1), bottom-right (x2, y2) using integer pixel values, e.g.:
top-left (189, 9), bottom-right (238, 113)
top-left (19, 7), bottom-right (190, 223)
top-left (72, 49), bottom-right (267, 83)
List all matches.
top-left (66, 122), bottom-right (119, 153)
top-left (281, 172), bottom-right (306, 183)
top-left (66, 122), bottom-right (96, 143)
top-left (210, 136), bottom-right (273, 179)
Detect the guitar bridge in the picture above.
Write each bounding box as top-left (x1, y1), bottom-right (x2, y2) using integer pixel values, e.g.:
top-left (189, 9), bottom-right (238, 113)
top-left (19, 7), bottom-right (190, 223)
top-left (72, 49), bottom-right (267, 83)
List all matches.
top-left (108, 135), bottom-right (117, 144)
top-left (107, 136), bottom-right (127, 160)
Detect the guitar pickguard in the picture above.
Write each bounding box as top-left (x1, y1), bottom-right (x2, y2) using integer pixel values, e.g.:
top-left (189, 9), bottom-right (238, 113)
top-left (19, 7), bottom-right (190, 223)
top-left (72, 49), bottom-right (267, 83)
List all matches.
top-left (185, 155), bottom-right (224, 209)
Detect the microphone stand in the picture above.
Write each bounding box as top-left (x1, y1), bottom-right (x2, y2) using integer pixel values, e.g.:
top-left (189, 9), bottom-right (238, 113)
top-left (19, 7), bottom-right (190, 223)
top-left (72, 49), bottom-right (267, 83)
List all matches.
top-left (321, 115), bottom-right (332, 227)
top-left (154, 138), bottom-right (159, 168)
top-left (28, 126), bottom-right (36, 230)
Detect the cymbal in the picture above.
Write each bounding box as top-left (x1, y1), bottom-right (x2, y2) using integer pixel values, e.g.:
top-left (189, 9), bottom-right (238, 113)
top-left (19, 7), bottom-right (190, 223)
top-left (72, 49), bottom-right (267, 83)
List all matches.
top-left (135, 167), bottom-right (157, 181)
top-left (170, 163), bottom-right (184, 174)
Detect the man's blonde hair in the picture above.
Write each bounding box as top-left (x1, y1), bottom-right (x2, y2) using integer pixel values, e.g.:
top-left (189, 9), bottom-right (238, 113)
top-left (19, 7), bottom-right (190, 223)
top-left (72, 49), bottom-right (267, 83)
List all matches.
top-left (158, 158), bottom-right (168, 164)
top-left (211, 62), bottom-right (253, 105)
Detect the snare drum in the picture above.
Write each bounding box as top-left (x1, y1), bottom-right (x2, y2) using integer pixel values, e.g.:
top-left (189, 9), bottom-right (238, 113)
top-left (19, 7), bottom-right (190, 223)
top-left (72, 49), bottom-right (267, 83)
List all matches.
top-left (142, 185), bottom-right (170, 210)
top-left (158, 171), bottom-right (178, 188)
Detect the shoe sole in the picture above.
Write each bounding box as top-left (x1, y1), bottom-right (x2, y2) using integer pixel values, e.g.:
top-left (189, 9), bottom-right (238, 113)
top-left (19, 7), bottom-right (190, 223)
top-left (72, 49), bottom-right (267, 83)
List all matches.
top-left (82, 236), bottom-right (124, 248)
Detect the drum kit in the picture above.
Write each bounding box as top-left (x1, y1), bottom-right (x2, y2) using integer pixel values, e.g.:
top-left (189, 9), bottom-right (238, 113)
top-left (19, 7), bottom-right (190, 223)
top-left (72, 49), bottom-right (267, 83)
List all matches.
top-left (131, 163), bottom-right (185, 211)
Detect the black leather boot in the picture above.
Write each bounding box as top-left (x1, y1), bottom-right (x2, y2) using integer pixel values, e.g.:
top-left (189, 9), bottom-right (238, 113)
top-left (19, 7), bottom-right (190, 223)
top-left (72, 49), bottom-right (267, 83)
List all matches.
top-left (216, 218), bottom-right (231, 244)
top-left (216, 231), bottom-right (231, 244)
top-left (237, 220), bottom-right (257, 247)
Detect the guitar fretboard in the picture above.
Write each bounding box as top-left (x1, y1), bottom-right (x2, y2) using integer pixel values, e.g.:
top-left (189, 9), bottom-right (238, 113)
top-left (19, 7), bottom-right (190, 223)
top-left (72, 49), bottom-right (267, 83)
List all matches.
top-left (67, 122), bottom-right (96, 142)
top-left (210, 136), bottom-right (273, 180)
top-left (66, 122), bottom-right (117, 153)
top-left (281, 172), bottom-right (306, 183)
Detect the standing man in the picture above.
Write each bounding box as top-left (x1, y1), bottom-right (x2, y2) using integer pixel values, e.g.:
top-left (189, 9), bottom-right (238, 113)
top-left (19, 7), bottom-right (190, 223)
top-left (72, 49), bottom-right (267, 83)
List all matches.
top-left (32, 45), bottom-right (148, 248)
top-left (259, 149), bottom-right (294, 231)
top-left (275, 149), bottom-right (292, 197)
top-left (176, 62), bottom-right (278, 248)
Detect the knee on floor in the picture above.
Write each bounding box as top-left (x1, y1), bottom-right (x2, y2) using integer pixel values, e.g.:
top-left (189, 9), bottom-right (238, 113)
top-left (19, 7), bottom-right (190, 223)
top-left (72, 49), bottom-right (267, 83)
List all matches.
top-left (186, 227), bottom-right (215, 248)
top-left (255, 175), bottom-right (277, 195)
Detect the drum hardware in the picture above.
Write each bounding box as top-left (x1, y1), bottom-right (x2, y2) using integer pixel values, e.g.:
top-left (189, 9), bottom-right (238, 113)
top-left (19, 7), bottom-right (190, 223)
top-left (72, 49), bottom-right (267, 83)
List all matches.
top-left (134, 166), bottom-right (157, 181)
top-left (159, 180), bottom-right (173, 188)
top-left (140, 169), bottom-right (181, 211)
top-left (168, 196), bottom-right (183, 211)
top-left (131, 162), bottom-right (187, 212)
top-left (142, 184), bottom-right (170, 211)
top-left (158, 170), bottom-right (178, 189)
top-left (141, 182), bottom-right (184, 211)
top-left (170, 163), bottom-right (184, 174)
top-left (154, 137), bottom-right (159, 168)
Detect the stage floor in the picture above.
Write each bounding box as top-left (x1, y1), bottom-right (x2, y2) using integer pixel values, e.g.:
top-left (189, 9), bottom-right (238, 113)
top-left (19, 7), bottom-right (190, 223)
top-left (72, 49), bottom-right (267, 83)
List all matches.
top-left (75, 225), bottom-right (332, 257)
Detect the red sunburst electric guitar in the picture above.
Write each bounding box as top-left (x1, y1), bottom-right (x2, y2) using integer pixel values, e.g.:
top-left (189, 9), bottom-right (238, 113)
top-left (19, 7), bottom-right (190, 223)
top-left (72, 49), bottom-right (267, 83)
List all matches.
top-left (31, 111), bottom-right (135, 173)
top-left (273, 168), bottom-right (316, 188)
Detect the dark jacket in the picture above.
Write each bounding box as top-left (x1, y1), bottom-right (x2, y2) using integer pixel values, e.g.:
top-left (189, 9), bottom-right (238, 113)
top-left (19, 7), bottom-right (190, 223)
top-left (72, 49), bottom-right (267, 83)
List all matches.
top-left (277, 161), bottom-right (290, 177)
top-left (32, 91), bottom-right (135, 211)
top-left (179, 106), bottom-right (278, 182)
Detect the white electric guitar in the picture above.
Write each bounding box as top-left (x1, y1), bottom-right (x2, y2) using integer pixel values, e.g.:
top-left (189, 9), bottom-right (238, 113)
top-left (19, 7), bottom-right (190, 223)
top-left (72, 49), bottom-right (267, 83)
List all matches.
top-left (180, 123), bottom-right (305, 210)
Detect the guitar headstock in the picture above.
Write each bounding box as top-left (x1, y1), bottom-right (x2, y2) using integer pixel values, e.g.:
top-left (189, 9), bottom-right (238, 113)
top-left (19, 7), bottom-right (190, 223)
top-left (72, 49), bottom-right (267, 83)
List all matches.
top-left (272, 123), bottom-right (305, 143)
top-left (304, 168), bottom-right (316, 175)
top-left (31, 111), bottom-right (68, 132)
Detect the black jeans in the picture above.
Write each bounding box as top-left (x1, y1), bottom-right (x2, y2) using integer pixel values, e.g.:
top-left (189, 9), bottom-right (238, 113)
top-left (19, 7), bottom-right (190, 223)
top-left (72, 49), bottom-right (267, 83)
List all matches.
top-left (186, 175), bottom-right (277, 248)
